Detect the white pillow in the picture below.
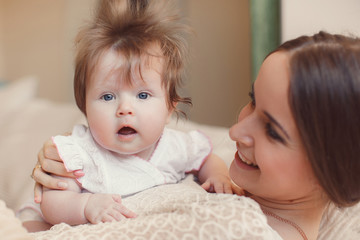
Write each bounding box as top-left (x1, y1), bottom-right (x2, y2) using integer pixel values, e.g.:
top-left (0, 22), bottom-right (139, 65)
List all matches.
top-left (0, 76), bottom-right (38, 125)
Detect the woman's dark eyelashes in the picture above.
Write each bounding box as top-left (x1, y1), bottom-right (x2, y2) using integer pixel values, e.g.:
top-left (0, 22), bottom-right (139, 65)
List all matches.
top-left (249, 90), bottom-right (255, 107)
top-left (265, 122), bottom-right (285, 143)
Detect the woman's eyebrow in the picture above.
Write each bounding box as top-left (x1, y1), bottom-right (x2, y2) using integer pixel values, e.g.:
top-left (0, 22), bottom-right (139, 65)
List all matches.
top-left (263, 111), bottom-right (291, 140)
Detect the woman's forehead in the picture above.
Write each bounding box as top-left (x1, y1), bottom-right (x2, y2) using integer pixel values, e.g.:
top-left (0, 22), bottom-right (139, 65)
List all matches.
top-left (255, 52), bottom-right (299, 139)
top-left (255, 52), bottom-right (290, 97)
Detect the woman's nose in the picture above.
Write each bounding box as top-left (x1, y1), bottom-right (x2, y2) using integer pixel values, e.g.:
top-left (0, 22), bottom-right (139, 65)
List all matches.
top-left (229, 123), bottom-right (254, 147)
top-left (229, 105), bottom-right (255, 147)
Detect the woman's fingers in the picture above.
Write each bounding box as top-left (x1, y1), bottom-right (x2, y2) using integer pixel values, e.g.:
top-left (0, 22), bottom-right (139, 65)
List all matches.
top-left (38, 138), bottom-right (84, 178)
top-left (37, 143), bottom-right (74, 178)
top-left (41, 158), bottom-right (74, 178)
top-left (39, 139), bottom-right (62, 163)
top-left (32, 166), bottom-right (68, 190)
top-left (33, 134), bottom-right (84, 202)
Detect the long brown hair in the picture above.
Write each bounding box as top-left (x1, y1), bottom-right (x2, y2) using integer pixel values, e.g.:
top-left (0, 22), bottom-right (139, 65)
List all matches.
top-left (275, 31), bottom-right (360, 207)
top-left (74, 0), bottom-right (192, 115)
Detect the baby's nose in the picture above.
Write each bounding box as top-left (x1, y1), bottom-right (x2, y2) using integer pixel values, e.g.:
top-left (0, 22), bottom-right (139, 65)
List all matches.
top-left (116, 101), bottom-right (134, 116)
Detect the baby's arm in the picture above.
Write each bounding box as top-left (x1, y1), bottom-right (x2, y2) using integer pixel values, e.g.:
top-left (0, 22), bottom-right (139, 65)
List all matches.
top-left (40, 176), bottom-right (136, 225)
top-left (40, 177), bottom-right (90, 225)
top-left (197, 153), bottom-right (244, 195)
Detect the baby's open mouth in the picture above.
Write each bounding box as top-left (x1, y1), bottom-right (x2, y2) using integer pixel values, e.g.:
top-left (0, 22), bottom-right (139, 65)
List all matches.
top-left (117, 127), bottom-right (137, 135)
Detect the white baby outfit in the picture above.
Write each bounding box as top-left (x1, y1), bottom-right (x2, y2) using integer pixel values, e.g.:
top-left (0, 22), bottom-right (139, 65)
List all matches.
top-left (52, 124), bottom-right (212, 196)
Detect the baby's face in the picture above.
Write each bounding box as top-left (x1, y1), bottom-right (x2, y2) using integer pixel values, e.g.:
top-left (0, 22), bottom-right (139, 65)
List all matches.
top-left (85, 47), bottom-right (173, 160)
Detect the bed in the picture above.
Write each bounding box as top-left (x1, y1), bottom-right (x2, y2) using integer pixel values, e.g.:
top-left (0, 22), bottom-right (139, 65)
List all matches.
top-left (0, 77), bottom-right (359, 239)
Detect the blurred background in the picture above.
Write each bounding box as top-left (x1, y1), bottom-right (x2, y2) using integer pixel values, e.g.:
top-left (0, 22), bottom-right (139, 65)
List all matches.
top-left (0, 0), bottom-right (359, 127)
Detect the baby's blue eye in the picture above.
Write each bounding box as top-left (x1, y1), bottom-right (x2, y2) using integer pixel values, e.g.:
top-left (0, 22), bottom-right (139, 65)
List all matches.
top-left (102, 94), bottom-right (114, 101)
top-left (138, 92), bottom-right (149, 99)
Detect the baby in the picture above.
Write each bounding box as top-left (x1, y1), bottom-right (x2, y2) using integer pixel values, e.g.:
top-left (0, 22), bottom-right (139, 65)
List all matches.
top-left (39, 0), bottom-right (237, 225)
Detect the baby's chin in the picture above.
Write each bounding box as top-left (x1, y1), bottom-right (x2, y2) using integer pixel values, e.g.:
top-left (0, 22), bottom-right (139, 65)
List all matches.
top-left (108, 144), bottom-right (157, 160)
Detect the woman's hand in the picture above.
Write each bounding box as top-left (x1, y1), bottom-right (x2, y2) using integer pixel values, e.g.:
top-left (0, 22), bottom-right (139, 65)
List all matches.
top-left (32, 137), bottom-right (84, 203)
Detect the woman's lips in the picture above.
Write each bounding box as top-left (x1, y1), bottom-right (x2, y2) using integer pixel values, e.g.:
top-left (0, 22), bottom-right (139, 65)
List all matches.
top-left (234, 151), bottom-right (259, 170)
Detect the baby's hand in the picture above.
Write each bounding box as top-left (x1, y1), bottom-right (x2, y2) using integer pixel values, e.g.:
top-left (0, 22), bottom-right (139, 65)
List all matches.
top-left (201, 174), bottom-right (245, 195)
top-left (84, 193), bottom-right (136, 223)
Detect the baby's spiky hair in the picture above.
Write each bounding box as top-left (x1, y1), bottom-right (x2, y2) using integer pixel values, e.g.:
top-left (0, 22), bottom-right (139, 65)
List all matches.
top-left (74, 0), bottom-right (192, 115)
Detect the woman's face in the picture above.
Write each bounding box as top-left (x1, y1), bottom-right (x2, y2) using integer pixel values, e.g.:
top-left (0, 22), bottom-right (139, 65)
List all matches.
top-left (229, 52), bottom-right (321, 202)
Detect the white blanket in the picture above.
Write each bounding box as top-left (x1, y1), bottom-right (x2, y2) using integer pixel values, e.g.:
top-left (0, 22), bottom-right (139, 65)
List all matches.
top-left (31, 176), bottom-right (282, 240)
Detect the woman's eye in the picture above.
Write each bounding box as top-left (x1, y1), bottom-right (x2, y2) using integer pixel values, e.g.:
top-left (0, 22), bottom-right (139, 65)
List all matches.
top-left (265, 123), bottom-right (284, 143)
top-left (101, 94), bottom-right (114, 101)
top-left (138, 92), bottom-right (149, 99)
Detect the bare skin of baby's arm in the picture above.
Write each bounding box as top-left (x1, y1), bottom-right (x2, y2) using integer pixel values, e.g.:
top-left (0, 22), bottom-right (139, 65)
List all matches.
top-left (197, 153), bottom-right (244, 195)
top-left (40, 176), bottom-right (136, 225)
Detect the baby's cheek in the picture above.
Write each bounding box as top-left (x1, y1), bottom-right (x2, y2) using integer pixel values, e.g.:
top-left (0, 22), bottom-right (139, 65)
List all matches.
top-left (90, 125), bottom-right (113, 149)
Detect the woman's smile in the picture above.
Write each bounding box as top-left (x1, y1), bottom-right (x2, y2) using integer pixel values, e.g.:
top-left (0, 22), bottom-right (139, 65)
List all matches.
top-left (234, 151), bottom-right (259, 170)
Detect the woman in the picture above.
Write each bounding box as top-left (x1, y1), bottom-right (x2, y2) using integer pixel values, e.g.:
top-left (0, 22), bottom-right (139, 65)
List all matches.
top-left (31, 32), bottom-right (360, 239)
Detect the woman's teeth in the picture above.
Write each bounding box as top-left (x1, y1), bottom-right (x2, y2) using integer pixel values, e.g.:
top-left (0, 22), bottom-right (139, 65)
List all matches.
top-left (238, 152), bottom-right (258, 167)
